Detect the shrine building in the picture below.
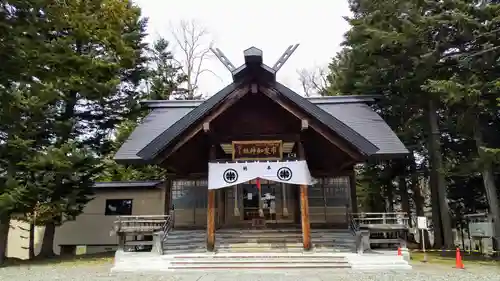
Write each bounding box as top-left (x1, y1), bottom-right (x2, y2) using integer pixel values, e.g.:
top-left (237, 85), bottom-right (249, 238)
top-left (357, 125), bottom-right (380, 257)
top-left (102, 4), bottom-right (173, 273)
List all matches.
top-left (113, 46), bottom-right (408, 252)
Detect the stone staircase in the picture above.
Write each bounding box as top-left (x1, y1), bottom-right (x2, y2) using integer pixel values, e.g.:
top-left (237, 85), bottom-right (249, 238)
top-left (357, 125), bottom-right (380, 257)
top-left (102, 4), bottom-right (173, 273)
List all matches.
top-left (164, 252), bottom-right (351, 270)
top-left (163, 228), bottom-right (356, 254)
top-left (113, 230), bottom-right (412, 272)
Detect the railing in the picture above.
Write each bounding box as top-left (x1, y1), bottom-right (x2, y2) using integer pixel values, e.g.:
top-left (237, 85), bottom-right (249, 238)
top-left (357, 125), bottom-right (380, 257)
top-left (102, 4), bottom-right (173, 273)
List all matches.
top-left (113, 215), bottom-right (172, 253)
top-left (347, 212), bottom-right (360, 235)
top-left (161, 210), bottom-right (174, 244)
top-left (114, 215), bottom-right (171, 234)
top-left (350, 212), bottom-right (410, 252)
top-left (351, 212), bottom-right (409, 228)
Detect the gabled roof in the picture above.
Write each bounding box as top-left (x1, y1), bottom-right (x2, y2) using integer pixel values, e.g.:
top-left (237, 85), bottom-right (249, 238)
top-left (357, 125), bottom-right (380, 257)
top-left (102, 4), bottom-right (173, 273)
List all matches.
top-left (114, 94), bottom-right (408, 164)
top-left (136, 82), bottom-right (243, 162)
top-left (132, 82), bottom-right (381, 163)
top-left (315, 101), bottom-right (408, 156)
top-left (114, 46), bottom-right (408, 164)
top-left (272, 82), bottom-right (379, 156)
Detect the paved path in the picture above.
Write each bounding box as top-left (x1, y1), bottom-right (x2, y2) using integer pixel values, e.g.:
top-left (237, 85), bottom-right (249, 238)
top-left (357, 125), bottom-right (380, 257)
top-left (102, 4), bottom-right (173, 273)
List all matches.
top-left (1, 263), bottom-right (500, 281)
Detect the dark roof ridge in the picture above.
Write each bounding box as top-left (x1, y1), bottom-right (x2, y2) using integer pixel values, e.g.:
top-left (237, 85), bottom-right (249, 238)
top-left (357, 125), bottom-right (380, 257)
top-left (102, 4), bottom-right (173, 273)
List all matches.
top-left (140, 94), bottom-right (380, 109)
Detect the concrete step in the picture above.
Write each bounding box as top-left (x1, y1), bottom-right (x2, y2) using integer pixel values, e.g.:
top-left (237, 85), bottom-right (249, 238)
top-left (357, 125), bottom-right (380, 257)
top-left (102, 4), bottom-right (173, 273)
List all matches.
top-left (165, 253), bottom-right (350, 269)
top-left (166, 253), bottom-right (347, 258)
top-left (167, 230), bottom-right (352, 237)
top-left (216, 243), bottom-right (304, 249)
top-left (167, 262), bottom-right (350, 269)
top-left (216, 248), bottom-right (304, 253)
top-left (170, 258), bottom-right (346, 264)
top-left (215, 238), bottom-right (303, 243)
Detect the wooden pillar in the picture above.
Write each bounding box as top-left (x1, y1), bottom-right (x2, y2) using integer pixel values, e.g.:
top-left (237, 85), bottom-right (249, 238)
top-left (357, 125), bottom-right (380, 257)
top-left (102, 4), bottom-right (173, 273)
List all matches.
top-left (349, 172), bottom-right (358, 213)
top-left (218, 188), bottom-right (226, 226)
top-left (164, 179), bottom-right (172, 215)
top-left (207, 144), bottom-right (216, 251)
top-left (297, 141), bottom-right (311, 250)
top-left (207, 189), bottom-right (216, 251)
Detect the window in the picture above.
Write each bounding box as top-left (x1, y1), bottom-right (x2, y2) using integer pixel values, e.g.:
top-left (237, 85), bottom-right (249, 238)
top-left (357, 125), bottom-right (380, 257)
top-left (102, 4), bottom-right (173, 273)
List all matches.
top-left (104, 199), bottom-right (133, 216)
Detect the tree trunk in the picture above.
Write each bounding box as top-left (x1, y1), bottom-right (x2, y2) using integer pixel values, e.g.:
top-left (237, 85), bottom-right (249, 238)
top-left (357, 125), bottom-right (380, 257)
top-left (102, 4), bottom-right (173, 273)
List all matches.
top-left (399, 176), bottom-right (411, 227)
top-left (428, 99), bottom-right (454, 248)
top-left (473, 126), bottom-right (500, 249)
top-left (28, 223), bottom-right (35, 259)
top-left (386, 183), bottom-right (394, 212)
top-left (409, 156), bottom-right (431, 248)
top-left (409, 155), bottom-right (425, 218)
top-left (0, 215), bottom-right (10, 265)
top-left (429, 171), bottom-right (443, 248)
top-left (38, 223), bottom-right (56, 258)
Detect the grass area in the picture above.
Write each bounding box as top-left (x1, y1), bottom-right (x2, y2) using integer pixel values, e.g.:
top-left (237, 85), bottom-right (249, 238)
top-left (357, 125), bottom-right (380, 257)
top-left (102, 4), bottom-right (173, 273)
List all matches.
top-left (410, 251), bottom-right (500, 267)
top-left (4, 252), bottom-right (114, 267)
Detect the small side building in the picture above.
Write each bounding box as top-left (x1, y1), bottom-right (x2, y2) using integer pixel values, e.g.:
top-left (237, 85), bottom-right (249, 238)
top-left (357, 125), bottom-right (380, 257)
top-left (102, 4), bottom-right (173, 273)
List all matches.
top-left (7, 181), bottom-right (167, 259)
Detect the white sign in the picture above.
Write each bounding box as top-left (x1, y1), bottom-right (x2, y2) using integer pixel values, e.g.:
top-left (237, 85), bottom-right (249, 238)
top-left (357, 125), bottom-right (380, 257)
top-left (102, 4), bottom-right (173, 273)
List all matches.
top-left (417, 216), bottom-right (428, 229)
top-left (247, 193), bottom-right (253, 200)
top-left (208, 160), bottom-right (317, 189)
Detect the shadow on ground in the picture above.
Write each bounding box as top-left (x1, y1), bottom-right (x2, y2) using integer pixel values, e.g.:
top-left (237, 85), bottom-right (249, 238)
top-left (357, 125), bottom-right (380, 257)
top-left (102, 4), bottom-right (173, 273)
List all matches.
top-left (3, 252), bottom-right (114, 267)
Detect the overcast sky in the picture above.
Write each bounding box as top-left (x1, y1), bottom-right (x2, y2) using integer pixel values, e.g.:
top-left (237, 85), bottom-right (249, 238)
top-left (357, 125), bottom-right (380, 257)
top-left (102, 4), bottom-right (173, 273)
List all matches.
top-left (134, 0), bottom-right (351, 96)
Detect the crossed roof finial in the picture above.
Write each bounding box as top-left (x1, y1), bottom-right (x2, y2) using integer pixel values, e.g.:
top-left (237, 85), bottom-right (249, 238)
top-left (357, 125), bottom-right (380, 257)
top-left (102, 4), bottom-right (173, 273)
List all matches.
top-left (210, 44), bottom-right (300, 75)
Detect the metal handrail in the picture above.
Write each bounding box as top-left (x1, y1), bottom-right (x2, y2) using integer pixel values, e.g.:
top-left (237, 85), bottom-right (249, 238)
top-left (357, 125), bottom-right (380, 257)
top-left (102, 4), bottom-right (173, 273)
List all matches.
top-left (161, 211), bottom-right (174, 243)
top-left (347, 212), bottom-right (360, 235)
top-left (351, 212), bottom-right (409, 226)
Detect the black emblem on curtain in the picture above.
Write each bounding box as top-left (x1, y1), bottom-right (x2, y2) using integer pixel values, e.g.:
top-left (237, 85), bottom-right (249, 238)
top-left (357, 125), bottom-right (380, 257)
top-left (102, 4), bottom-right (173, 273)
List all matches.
top-left (223, 169), bottom-right (238, 183)
top-left (277, 167), bottom-right (292, 181)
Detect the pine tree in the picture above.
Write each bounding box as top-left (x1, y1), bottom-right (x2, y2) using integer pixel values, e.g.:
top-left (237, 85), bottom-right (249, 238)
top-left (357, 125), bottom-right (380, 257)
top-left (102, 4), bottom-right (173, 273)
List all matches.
top-left (19, 0), bottom-right (149, 257)
top-left (0, 0), bottom-right (59, 263)
top-left (98, 37), bottom-right (187, 182)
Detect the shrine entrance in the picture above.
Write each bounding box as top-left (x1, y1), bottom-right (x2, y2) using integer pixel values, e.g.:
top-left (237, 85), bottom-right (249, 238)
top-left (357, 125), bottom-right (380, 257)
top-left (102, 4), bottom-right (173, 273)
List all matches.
top-left (241, 183), bottom-right (260, 221)
top-left (242, 181), bottom-right (281, 223)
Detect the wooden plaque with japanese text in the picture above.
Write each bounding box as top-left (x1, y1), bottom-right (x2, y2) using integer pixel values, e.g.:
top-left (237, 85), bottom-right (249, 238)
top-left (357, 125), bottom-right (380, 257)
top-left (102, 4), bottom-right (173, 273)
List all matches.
top-left (232, 140), bottom-right (282, 160)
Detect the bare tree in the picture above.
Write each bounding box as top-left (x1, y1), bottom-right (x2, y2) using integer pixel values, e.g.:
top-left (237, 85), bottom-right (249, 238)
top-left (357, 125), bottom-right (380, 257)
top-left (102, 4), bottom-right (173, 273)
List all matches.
top-left (170, 19), bottom-right (218, 99)
top-left (297, 66), bottom-right (330, 97)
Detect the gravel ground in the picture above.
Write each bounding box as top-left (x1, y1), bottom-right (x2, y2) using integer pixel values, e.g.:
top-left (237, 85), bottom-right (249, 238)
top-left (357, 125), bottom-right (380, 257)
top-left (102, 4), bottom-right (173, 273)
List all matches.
top-left (1, 263), bottom-right (500, 281)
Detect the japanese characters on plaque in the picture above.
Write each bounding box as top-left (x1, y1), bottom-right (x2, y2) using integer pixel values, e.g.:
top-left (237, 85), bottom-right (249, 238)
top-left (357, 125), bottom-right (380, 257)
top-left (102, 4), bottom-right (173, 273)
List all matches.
top-left (232, 140), bottom-right (282, 160)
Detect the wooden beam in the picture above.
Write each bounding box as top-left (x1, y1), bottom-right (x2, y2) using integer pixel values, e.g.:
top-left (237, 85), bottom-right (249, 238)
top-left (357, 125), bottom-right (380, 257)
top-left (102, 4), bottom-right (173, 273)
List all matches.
top-left (297, 141), bottom-right (311, 250)
top-left (207, 144), bottom-right (217, 252)
top-left (349, 172), bottom-right (358, 213)
top-left (301, 119), bottom-right (309, 131)
top-left (164, 179), bottom-right (172, 215)
top-left (260, 87), bottom-right (362, 161)
top-left (160, 86), bottom-right (249, 161)
top-left (215, 133), bottom-right (300, 143)
top-left (310, 169), bottom-right (354, 178)
top-left (251, 83), bottom-right (258, 93)
top-left (340, 159), bottom-right (357, 170)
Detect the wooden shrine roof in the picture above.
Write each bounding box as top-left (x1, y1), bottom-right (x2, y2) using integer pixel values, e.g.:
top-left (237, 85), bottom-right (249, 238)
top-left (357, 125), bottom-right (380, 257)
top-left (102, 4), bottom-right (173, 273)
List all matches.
top-left (114, 47), bottom-right (408, 167)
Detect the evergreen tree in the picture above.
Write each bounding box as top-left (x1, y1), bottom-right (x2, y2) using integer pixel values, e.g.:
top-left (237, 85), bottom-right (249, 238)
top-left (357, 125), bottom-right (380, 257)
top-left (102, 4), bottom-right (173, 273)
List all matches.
top-left (0, 0), bottom-right (58, 263)
top-left (98, 37), bottom-right (187, 182)
top-left (14, 0), bottom-right (149, 257)
top-left (327, 0), bottom-right (500, 248)
top-left (147, 38), bottom-right (187, 100)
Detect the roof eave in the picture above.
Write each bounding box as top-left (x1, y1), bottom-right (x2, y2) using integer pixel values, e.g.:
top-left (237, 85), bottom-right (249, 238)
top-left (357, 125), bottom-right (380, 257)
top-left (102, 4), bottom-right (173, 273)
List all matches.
top-left (137, 81), bottom-right (244, 162)
top-left (272, 82), bottom-right (380, 157)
